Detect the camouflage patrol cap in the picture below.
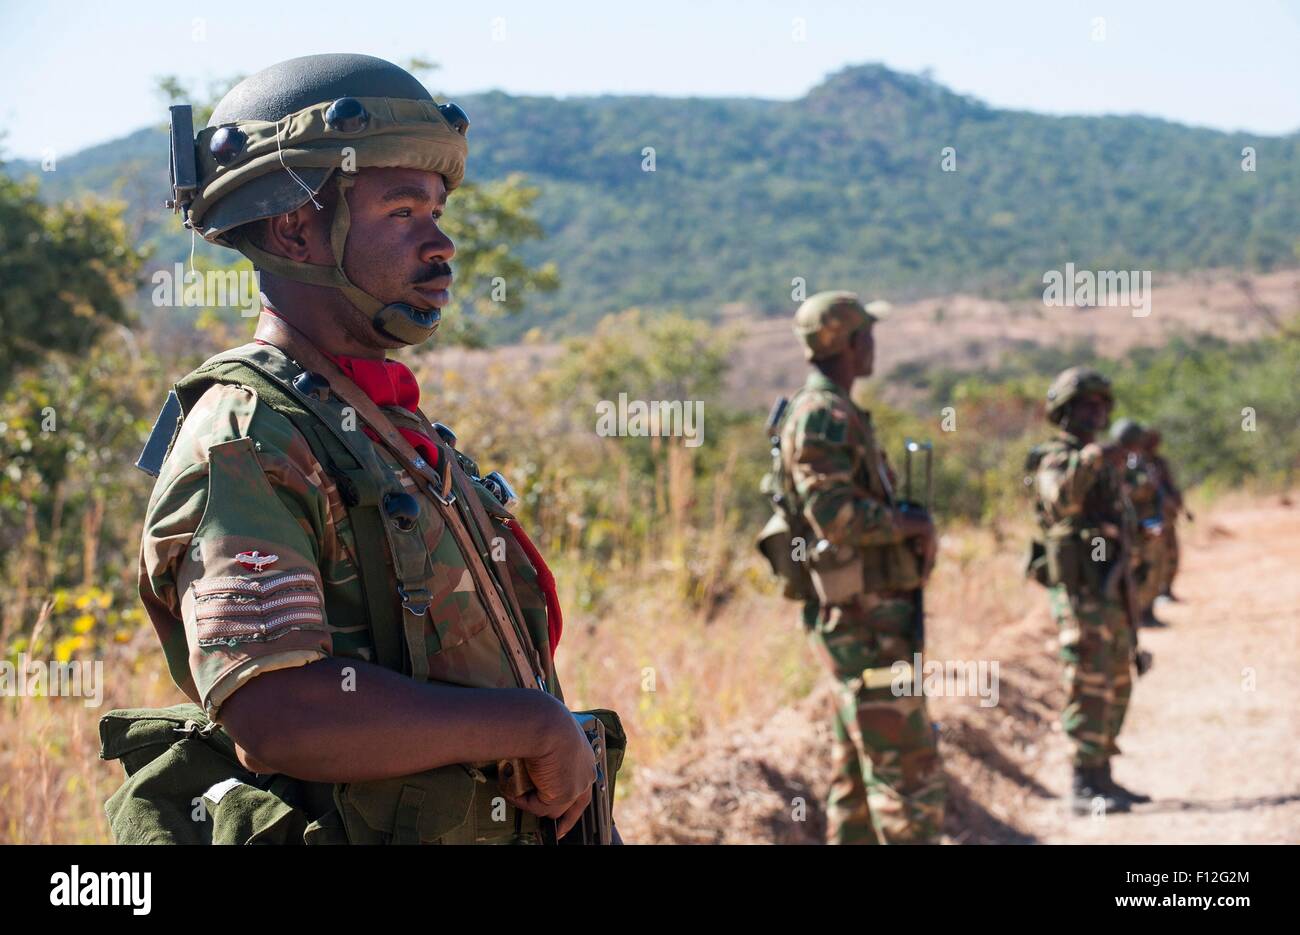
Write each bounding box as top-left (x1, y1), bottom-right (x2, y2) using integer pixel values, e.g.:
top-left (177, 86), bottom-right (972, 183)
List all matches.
top-left (1045, 366), bottom-right (1113, 424)
top-left (793, 291), bottom-right (875, 361)
top-left (1110, 417), bottom-right (1144, 446)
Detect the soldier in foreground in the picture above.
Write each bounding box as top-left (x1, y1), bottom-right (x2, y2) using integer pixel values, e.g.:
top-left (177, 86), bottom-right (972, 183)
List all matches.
top-left (760, 291), bottom-right (944, 844)
top-left (102, 54), bottom-right (621, 844)
top-left (1027, 369), bottom-right (1151, 815)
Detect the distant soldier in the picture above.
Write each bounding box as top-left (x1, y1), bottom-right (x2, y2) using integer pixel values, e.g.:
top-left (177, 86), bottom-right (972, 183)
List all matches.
top-left (1027, 368), bottom-right (1151, 815)
top-left (1111, 419), bottom-right (1169, 627)
top-left (1143, 429), bottom-right (1186, 601)
top-left (762, 291), bottom-right (944, 845)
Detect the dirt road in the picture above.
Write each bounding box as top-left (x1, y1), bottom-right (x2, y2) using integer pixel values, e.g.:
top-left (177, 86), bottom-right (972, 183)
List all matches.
top-left (1025, 498), bottom-right (1300, 844)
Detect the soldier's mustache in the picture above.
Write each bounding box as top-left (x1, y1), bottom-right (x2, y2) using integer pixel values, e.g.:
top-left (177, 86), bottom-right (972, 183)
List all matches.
top-left (412, 263), bottom-right (453, 285)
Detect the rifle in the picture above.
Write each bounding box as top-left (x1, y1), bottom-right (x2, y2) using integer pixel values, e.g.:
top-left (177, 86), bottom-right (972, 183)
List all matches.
top-left (898, 438), bottom-right (933, 647)
top-left (497, 712), bottom-right (614, 845)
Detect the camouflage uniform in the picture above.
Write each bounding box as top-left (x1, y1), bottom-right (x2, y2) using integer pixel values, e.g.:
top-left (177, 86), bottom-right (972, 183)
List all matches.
top-left (138, 340), bottom-right (559, 842)
top-left (1147, 448), bottom-right (1183, 596)
top-left (1032, 430), bottom-right (1138, 769)
top-left (1122, 453), bottom-right (1169, 617)
top-left (779, 292), bottom-right (944, 845)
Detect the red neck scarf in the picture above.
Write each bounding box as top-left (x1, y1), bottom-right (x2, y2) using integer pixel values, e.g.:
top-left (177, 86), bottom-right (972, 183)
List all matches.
top-left (258, 333), bottom-right (564, 657)
top-left (328, 354), bottom-right (443, 470)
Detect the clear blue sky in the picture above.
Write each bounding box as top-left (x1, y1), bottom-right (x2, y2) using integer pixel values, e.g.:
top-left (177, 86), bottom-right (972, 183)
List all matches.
top-left (2, 0), bottom-right (1297, 160)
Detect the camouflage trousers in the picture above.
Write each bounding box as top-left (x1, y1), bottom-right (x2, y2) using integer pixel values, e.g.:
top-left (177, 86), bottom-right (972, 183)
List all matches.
top-left (1134, 529), bottom-right (1173, 614)
top-left (805, 594), bottom-right (945, 845)
top-left (1047, 584), bottom-right (1133, 768)
top-left (1160, 514), bottom-right (1180, 595)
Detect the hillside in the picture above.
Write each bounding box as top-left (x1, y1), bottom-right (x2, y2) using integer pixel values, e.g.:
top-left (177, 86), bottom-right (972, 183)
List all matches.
top-left (8, 64), bottom-right (1299, 338)
top-left (421, 266), bottom-right (1300, 410)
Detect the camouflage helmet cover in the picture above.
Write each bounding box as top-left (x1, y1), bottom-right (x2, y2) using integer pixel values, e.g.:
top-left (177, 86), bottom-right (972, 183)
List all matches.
top-left (793, 291), bottom-right (875, 361)
top-left (1045, 366), bottom-right (1113, 424)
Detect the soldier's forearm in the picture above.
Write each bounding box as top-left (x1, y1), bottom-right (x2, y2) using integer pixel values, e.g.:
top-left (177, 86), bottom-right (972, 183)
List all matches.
top-left (218, 657), bottom-right (568, 782)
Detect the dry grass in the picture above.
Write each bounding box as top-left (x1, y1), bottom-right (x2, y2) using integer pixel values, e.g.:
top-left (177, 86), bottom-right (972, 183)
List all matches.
top-left (2, 496), bottom-right (1234, 845)
top-left (0, 512), bottom-right (1041, 843)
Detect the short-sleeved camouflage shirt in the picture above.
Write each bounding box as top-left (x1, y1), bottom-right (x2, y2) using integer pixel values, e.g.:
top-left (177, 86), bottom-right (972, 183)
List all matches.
top-left (138, 342), bottom-right (554, 718)
top-left (778, 372), bottom-right (903, 551)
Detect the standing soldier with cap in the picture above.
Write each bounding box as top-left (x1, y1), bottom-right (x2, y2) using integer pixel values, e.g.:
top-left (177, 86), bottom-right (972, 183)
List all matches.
top-left (1026, 368), bottom-right (1151, 815)
top-left (763, 290), bottom-right (944, 845)
top-left (101, 53), bottom-right (622, 845)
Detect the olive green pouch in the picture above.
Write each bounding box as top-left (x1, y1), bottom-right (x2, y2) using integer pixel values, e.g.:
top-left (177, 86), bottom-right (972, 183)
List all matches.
top-left (332, 765), bottom-right (488, 844)
top-left (1046, 535), bottom-right (1084, 590)
top-left (861, 541), bottom-right (924, 594)
top-left (99, 704), bottom-right (310, 845)
top-left (756, 511), bottom-right (814, 601)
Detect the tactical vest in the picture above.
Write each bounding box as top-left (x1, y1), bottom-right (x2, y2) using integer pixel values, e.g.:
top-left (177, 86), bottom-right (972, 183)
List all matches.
top-left (763, 385), bottom-right (922, 604)
top-left (1025, 435), bottom-right (1135, 596)
top-left (102, 342), bottom-right (623, 844)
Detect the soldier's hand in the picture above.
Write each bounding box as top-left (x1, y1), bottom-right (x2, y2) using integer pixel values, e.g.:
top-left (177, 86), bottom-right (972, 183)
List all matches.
top-left (506, 706), bottom-right (598, 837)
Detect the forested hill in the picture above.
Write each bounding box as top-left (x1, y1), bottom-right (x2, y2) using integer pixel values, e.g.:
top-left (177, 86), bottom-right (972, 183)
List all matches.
top-left (12, 64), bottom-right (1300, 338)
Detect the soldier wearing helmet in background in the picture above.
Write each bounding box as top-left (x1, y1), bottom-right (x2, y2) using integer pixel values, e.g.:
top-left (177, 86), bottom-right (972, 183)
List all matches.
top-left (102, 54), bottom-right (623, 845)
top-left (1110, 419), bottom-right (1169, 627)
top-left (1026, 368), bottom-right (1152, 816)
top-left (764, 290), bottom-right (945, 845)
top-left (1142, 428), bottom-right (1187, 602)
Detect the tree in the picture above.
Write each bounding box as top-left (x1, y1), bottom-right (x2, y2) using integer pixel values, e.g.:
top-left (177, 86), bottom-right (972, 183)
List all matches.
top-left (0, 172), bottom-right (142, 390)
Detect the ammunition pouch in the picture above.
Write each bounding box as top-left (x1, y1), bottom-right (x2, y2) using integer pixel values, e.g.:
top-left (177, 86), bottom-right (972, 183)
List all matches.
top-left (756, 511), bottom-right (814, 601)
top-left (1043, 530), bottom-right (1109, 595)
top-left (808, 540), bottom-right (865, 606)
top-left (862, 540), bottom-right (924, 594)
top-left (333, 765), bottom-right (532, 845)
top-left (1045, 533), bottom-right (1085, 591)
top-left (100, 704), bottom-right (313, 844)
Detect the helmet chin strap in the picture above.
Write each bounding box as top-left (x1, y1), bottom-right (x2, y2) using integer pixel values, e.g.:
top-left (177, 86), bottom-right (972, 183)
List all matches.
top-left (231, 173), bottom-right (441, 346)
